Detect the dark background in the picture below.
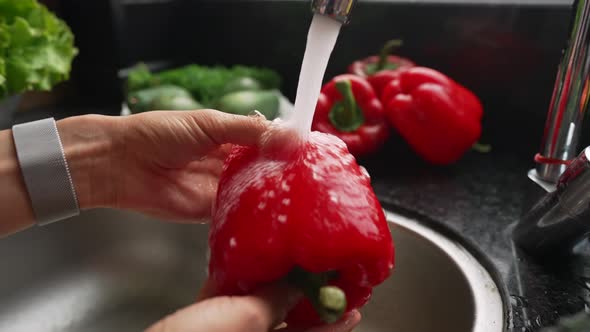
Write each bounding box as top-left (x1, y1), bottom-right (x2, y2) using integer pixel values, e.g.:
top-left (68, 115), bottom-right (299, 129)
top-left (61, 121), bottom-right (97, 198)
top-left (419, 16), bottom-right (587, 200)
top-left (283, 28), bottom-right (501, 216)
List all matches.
top-left (36, 0), bottom-right (577, 154)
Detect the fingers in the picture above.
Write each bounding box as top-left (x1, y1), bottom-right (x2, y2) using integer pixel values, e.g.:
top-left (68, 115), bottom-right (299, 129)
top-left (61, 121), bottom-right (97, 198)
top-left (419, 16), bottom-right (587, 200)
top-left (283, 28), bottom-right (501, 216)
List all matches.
top-left (146, 283), bottom-right (301, 332)
top-left (195, 279), bottom-right (361, 332)
top-left (251, 283), bottom-right (303, 328)
top-left (121, 109), bottom-right (269, 167)
top-left (187, 109), bottom-right (270, 148)
top-left (280, 310), bottom-right (362, 332)
top-left (208, 143), bottom-right (234, 159)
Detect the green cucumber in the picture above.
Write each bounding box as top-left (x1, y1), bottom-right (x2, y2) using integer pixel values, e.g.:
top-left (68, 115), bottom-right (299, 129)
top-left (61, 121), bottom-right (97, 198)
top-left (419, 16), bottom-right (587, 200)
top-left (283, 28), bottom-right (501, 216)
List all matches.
top-left (221, 77), bottom-right (263, 95)
top-left (127, 85), bottom-right (199, 113)
top-left (217, 90), bottom-right (280, 120)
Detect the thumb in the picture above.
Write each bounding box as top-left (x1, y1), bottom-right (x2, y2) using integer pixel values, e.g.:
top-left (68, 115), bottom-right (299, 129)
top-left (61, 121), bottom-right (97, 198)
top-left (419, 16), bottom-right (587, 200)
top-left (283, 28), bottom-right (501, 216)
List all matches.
top-left (187, 109), bottom-right (270, 148)
top-left (122, 109), bottom-right (270, 167)
top-left (145, 283), bottom-right (301, 332)
top-left (280, 310), bottom-right (362, 332)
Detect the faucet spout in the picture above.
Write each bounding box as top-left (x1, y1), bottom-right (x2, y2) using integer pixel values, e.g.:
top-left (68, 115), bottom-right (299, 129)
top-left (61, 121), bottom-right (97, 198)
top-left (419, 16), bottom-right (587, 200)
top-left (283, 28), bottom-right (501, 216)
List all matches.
top-left (536, 0), bottom-right (590, 183)
top-left (311, 0), bottom-right (356, 24)
top-left (514, 0), bottom-right (590, 256)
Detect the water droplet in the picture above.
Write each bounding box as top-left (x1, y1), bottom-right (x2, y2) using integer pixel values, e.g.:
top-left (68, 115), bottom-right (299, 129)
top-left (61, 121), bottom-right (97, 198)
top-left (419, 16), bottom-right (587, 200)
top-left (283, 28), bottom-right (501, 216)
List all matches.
top-left (329, 191), bottom-right (339, 203)
top-left (248, 110), bottom-right (266, 119)
top-left (281, 181), bottom-right (291, 191)
top-left (577, 277), bottom-right (590, 291)
top-left (258, 202), bottom-right (266, 210)
top-left (282, 198), bottom-right (291, 206)
top-left (268, 190), bottom-right (275, 198)
top-left (521, 319), bottom-right (534, 332)
top-left (510, 294), bottom-right (529, 308)
top-left (278, 215), bottom-right (287, 223)
top-left (312, 171), bottom-right (320, 181)
top-left (229, 237), bottom-right (237, 248)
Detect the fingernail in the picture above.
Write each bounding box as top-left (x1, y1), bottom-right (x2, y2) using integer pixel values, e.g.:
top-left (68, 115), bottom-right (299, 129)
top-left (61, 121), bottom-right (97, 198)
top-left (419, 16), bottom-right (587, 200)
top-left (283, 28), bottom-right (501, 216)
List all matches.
top-left (341, 310), bottom-right (361, 330)
top-left (248, 110), bottom-right (266, 119)
top-left (273, 322), bottom-right (288, 330)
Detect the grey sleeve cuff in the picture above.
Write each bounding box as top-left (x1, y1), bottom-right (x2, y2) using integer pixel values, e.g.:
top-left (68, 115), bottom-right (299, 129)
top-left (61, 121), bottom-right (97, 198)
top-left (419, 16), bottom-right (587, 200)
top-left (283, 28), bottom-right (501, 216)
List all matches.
top-left (12, 118), bottom-right (80, 226)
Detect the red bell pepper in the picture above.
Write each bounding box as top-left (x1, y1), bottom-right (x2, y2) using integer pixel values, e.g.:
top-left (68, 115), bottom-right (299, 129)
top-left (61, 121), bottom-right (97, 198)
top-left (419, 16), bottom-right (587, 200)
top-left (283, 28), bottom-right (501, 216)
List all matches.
top-left (381, 67), bottom-right (483, 165)
top-left (312, 74), bottom-right (389, 157)
top-left (348, 40), bottom-right (415, 78)
top-left (208, 129), bottom-right (394, 328)
top-left (366, 69), bottom-right (404, 100)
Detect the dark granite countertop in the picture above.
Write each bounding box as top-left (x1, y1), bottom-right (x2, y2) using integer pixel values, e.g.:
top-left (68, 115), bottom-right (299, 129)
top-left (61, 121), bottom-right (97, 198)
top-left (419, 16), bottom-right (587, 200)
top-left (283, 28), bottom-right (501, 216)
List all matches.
top-left (360, 138), bottom-right (590, 331)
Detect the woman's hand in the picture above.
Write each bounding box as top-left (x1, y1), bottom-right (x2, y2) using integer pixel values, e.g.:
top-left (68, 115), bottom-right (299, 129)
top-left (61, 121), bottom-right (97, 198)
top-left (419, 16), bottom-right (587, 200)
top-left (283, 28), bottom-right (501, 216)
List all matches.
top-left (60, 109), bottom-right (268, 222)
top-left (146, 280), bottom-right (361, 332)
top-left (0, 109), bottom-right (364, 331)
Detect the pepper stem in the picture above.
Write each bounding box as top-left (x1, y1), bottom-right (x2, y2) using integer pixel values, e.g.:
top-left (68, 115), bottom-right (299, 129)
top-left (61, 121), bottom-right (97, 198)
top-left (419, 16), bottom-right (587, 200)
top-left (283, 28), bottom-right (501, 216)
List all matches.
top-left (287, 267), bottom-right (347, 324)
top-left (376, 39), bottom-right (403, 71)
top-left (318, 286), bottom-right (347, 321)
top-left (329, 80), bottom-right (364, 132)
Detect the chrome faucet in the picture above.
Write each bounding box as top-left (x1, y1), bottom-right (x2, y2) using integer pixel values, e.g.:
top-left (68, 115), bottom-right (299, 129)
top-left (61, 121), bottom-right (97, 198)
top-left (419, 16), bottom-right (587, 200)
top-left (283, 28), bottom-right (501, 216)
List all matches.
top-left (311, 0), bottom-right (356, 24)
top-left (513, 0), bottom-right (590, 256)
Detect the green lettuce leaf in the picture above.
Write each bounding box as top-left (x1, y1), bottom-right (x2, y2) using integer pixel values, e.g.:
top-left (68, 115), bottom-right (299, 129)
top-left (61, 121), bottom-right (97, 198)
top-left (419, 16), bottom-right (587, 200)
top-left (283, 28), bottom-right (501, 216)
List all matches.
top-left (0, 0), bottom-right (78, 99)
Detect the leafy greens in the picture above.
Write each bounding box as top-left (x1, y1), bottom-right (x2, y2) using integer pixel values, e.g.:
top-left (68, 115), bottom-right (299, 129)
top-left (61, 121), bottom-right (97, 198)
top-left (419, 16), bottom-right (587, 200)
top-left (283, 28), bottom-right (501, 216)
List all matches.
top-left (126, 63), bottom-right (281, 107)
top-left (0, 0), bottom-right (78, 99)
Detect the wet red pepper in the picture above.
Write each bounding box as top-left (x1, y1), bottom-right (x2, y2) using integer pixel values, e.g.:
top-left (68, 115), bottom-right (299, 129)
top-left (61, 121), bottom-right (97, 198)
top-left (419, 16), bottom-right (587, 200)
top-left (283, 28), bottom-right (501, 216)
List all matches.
top-left (381, 67), bottom-right (483, 165)
top-left (312, 74), bottom-right (389, 157)
top-left (208, 128), bottom-right (394, 328)
top-left (348, 40), bottom-right (414, 78)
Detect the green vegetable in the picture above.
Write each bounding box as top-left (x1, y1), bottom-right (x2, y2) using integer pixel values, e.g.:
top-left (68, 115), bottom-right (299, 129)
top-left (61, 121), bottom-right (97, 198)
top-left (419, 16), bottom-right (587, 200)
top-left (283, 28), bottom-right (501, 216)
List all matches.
top-left (0, 0), bottom-right (78, 99)
top-left (150, 94), bottom-right (202, 111)
top-left (127, 85), bottom-right (200, 113)
top-left (216, 90), bottom-right (279, 120)
top-left (221, 77), bottom-right (263, 95)
top-left (126, 63), bottom-right (281, 107)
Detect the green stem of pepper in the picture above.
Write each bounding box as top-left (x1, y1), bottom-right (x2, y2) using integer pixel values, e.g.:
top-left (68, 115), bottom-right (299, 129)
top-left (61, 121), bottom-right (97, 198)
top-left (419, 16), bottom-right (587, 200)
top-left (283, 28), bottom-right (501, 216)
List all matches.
top-left (329, 80), bottom-right (364, 132)
top-left (287, 267), bottom-right (347, 324)
top-left (376, 39), bottom-right (403, 71)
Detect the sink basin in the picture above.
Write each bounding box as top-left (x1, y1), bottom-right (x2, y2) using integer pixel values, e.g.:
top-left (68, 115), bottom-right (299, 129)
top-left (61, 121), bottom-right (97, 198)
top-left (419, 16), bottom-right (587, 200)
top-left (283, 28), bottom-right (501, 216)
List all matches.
top-left (0, 209), bottom-right (504, 331)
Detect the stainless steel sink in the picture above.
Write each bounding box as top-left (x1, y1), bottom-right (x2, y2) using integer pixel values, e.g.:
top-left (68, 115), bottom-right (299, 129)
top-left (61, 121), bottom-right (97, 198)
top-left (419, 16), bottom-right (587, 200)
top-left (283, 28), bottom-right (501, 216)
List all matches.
top-left (0, 209), bottom-right (504, 331)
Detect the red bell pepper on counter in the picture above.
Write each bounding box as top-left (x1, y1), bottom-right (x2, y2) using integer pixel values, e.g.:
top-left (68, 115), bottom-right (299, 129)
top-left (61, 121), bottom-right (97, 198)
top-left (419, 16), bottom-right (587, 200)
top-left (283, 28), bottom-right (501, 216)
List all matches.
top-left (312, 74), bottom-right (389, 157)
top-left (208, 129), bottom-right (394, 327)
top-left (366, 69), bottom-right (404, 100)
top-left (381, 67), bottom-right (483, 165)
top-left (348, 40), bottom-right (414, 78)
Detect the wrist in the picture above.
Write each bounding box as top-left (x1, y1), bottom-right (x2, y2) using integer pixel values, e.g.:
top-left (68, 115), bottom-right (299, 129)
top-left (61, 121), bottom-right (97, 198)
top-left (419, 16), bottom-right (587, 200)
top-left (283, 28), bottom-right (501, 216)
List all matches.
top-left (56, 114), bottom-right (121, 210)
top-left (0, 129), bottom-right (35, 235)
